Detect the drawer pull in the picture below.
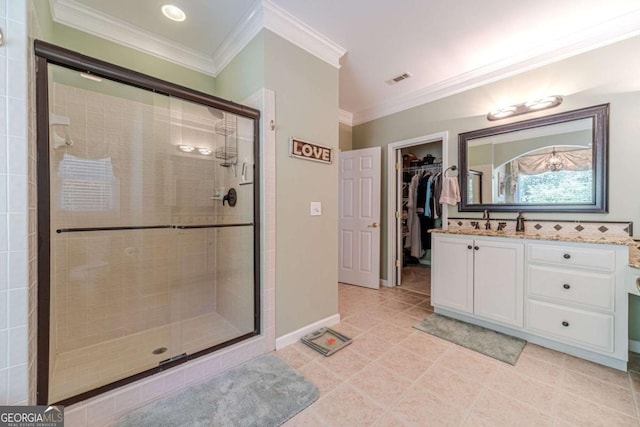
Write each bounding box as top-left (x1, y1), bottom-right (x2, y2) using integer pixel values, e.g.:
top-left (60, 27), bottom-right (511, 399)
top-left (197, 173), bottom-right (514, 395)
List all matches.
top-left (562, 283), bottom-right (571, 290)
top-left (563, 253), bottom-right (571, 259)
top-left (467, 245), bottom-right (472, 250)
top-left (474, 246), bottom-right (479, 251)
top-left (562, 321), bottom-right (570, 327)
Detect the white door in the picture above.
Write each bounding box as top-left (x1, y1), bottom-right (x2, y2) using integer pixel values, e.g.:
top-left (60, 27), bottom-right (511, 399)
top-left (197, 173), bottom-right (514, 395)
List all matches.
top-left (338, 147), bottom-right (381, 288)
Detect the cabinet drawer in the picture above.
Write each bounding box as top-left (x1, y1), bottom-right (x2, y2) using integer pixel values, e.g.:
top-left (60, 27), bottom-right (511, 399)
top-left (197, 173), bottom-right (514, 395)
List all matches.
top-left (528, 243), bottom-right (615, 272)
top-left (527, 300), bottom-right (613, 352)
top-left (528, 265), bottom-right (615, 311)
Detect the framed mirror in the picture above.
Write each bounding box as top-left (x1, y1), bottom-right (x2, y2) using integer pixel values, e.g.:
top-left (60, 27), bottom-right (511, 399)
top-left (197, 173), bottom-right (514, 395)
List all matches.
top-left (459, 104), bottom-right (609, 212)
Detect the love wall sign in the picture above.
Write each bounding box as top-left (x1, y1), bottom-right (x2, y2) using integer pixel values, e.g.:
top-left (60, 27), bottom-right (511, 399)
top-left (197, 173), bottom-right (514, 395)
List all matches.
top-left (290, 138), bottom-right (332, 164)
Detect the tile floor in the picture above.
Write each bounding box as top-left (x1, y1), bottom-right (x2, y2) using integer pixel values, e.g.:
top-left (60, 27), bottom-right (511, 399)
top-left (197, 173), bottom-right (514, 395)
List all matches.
top-left (278, 283), bottom-right (640, 426)
top-left (398, 265), bottom-right (431, 295)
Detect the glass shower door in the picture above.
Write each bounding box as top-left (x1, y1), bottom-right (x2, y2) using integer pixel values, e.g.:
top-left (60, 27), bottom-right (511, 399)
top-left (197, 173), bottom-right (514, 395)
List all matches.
top-left (169, 98), bottom-right (257, 356)
top-left (42, 59), bottom-right (259, 405)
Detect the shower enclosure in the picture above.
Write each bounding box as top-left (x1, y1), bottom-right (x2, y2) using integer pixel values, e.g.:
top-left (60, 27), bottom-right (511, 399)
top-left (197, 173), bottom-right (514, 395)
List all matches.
top-left (35, 41), bottom-right (260, 405)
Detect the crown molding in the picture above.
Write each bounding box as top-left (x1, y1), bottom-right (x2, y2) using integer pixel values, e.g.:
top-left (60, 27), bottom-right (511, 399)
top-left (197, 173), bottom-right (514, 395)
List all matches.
top-left (49, 0), bottom-right (217, 76)
top-left (211, 2), bottom-right (264, 72)
top-left (262, 0), bottom-right (346, 69)
top-left (48, 0), bottom-right (346, 79)
top-left (338, 109), bottom-right (353, 126)
top-left (352, 9), bottom-right (640, 126)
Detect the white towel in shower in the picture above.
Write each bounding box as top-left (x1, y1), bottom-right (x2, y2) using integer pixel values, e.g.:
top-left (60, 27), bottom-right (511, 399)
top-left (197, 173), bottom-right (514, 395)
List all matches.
top-left (439, 176), bottom-right (461, 205)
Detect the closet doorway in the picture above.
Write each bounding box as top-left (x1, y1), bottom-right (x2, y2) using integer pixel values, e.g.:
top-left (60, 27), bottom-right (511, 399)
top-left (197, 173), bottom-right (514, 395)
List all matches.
top-left (386, 132), bottom-right (449, 294)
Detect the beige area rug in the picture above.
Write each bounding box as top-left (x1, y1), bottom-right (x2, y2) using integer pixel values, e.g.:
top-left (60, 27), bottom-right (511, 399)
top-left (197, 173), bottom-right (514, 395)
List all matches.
top-left (413, 314), bottom-right (526, 365)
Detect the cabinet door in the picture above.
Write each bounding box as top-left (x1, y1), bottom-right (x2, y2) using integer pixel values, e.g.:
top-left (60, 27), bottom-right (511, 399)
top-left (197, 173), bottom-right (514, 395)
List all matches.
top-left (473, 239), bottom-right (524, 327)
top-left (432, 235), bottom-right (474, 314)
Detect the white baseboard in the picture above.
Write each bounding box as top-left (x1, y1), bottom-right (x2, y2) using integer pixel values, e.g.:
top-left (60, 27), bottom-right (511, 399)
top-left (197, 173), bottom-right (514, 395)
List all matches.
top-left (630, 339), bottom-right (640, 353)
top-left (380, 279), bottom-right (390, 287)
top-left (275, 313), bottom-right (341, 350)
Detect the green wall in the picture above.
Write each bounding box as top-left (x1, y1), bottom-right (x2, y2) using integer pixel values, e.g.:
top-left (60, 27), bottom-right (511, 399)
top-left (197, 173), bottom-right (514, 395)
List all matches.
top-left (339, 123), bottom-right (353, 151)
top-left (264, 31), bottom-right (339, 337)
top-left (353, 34), bottom-right (640, 340)
top-left (216, 32), bottom-right (265, 103)
top-left (216, 29), bottom-right (340, 338)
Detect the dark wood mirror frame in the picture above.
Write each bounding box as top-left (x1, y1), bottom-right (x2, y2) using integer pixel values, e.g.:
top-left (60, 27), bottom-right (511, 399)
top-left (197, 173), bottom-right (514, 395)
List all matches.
top-left (458, 104), bottom-right (609, 213)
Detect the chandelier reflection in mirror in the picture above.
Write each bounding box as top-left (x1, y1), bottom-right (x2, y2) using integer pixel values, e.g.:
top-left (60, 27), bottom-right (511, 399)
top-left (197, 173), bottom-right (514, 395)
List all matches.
top-left (546, 148), bottom-right (565, 172)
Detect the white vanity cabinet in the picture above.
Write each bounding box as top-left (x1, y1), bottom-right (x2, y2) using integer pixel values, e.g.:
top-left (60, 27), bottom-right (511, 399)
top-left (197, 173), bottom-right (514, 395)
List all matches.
top-left (432, 232), bottom-right (629, 370)
top-left (525, 240), bottom-right (627, 358)
top-left (432, 234), bottom-right (524, 327)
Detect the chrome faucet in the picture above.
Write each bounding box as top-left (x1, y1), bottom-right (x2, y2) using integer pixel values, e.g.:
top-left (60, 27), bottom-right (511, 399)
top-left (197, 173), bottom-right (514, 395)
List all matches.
top-left (483, 210), bottom-right (491, 230)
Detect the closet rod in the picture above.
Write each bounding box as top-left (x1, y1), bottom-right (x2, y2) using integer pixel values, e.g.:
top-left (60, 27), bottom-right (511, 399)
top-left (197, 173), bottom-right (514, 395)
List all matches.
top-left (402, 163), bottom-right (443, 172)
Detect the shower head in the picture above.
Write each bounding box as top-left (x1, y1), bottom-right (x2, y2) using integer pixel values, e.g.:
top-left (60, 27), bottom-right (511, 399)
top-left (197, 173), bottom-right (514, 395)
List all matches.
top-left (207, 107), bottom-right (224, 119)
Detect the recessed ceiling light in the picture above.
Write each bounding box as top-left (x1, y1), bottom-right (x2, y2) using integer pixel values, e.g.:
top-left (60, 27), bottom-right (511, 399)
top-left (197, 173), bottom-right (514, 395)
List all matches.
top-left (162, 5), bottom-right (186, 22)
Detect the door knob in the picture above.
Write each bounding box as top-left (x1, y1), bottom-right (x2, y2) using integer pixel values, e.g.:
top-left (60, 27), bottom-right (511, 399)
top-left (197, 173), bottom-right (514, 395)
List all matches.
top-left (369, 222), bottom-right (378, 228)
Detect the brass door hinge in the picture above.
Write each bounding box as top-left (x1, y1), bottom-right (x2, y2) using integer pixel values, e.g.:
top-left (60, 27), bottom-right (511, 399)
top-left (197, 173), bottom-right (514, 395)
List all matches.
top-left (395, 211), bottom-right (401, 218)
top-left (395, 260), bottom-right (401, 267)
top-left (396, 162), bottom-right (402, 170)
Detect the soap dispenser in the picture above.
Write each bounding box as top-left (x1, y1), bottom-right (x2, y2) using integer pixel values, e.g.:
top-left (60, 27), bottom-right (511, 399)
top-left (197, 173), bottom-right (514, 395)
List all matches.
top-left (516, 211), bottom-right (525, 233)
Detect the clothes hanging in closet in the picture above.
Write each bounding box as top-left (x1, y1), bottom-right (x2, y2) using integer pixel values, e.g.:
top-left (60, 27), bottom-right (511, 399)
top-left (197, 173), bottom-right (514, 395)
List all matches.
top-left (405, 173), bottom-right (422, 258)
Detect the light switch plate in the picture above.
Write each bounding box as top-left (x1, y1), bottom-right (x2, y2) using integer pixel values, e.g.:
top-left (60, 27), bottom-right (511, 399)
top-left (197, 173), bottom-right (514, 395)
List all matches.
top-left (310, 202), bottom-right (322, 216)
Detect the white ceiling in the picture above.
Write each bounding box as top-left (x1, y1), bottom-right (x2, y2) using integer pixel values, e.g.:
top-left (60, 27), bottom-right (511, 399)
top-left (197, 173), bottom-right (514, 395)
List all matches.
top-left (51, 0), bottom-right (640, 125)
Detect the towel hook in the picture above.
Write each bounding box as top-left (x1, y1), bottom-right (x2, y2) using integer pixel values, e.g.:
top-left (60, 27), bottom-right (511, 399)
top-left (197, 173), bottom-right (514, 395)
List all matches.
top-left (444, 165), bottom-right (457, 176)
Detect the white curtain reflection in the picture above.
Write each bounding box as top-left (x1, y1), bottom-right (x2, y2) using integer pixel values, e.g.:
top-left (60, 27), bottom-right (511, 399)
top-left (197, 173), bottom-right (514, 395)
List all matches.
top-left (57, 153), bottom-right (119, 211)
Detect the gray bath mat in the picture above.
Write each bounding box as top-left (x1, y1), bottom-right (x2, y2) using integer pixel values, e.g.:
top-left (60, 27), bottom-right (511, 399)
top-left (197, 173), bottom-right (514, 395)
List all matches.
top-left (115, 354), bottom-right (318, 427)
top-left (413, 314), bottom-right (526, 365)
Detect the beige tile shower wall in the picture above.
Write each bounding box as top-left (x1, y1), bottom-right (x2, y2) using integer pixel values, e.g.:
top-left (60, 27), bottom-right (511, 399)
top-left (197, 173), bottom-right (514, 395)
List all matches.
top-left (49, 82), bottom-right (259, 354)
top-left (51, 82), bottom-right (173, 230)
top-left (174, 229), bottom-right (217, 321)
top-left (52, 229), bottom-right (174, 353)
top-left (215, 227), bottom-right (255, 333)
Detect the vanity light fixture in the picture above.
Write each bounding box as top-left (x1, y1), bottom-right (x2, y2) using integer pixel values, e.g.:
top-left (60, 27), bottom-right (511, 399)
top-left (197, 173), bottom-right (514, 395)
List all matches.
top-left (197, 148), bottom-right (212, 156)
top-left (161, 4), bottom-right (186, 22)
top-left (487, 95), bottom-right (563, 121)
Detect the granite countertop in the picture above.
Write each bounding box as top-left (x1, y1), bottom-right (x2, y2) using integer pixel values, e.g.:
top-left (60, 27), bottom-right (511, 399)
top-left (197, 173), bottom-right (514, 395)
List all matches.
top-left (431, 228), bottom-right (640, 269)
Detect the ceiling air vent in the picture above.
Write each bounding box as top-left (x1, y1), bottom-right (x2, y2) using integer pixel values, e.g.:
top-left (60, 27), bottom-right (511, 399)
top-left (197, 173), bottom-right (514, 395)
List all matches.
top-left (386, 72), bottom-right (412, 85)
